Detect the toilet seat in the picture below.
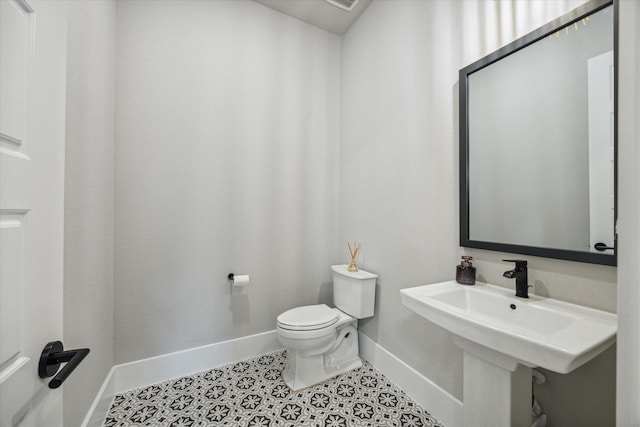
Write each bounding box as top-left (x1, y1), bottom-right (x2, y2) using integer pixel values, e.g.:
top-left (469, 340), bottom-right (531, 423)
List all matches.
top-left (277, 304), bottom-right (338, 331)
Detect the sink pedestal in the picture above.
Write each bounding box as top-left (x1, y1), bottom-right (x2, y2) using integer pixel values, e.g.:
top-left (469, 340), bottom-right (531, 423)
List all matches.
top-left (454, 337), bottom-right (532, 427)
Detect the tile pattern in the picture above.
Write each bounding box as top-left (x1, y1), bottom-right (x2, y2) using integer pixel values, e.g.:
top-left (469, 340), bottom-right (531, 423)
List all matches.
top-left (104, 349), bottom-right (444, 426)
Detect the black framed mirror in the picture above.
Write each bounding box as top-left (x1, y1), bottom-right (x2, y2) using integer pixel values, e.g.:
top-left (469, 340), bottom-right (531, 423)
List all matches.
top-left (459, 0), bottom-right (616, 266)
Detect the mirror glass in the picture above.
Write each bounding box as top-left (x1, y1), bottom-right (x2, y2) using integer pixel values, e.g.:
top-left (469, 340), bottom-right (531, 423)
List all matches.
top-left (460, 0), bottom-right (615, 265)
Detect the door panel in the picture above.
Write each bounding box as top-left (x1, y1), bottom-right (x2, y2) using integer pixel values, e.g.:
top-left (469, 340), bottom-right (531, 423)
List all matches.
top-left (0, 0), bottom-right (30, 146)
top-left (0, 1), bottom-right (68, 426)
top-left (0, 212), bottom-right (26, 364)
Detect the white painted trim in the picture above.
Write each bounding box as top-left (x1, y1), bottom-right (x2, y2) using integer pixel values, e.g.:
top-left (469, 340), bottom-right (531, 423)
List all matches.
top-left (0, 146), bottom-right (31, 161)
top-left (80, 366), bottom-right (116, 427)
top-left (325, 0), bottom-right (360, 12)
top-left (13, 0), bottom-right (35, 14)
top-left (359, 332), bottom-right (464, 427)
top-left (0, 357), bottom-right (29, 384)
top-left (0, 209), bottom-right (30, 216)
top-left (0, 132), bottom-right (22, 146)
top-left (81, 330), bottom-right (281, 427)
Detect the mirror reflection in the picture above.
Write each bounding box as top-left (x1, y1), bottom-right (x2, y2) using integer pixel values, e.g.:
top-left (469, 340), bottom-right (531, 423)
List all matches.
top-left (461, 1), bottom-right (615, 265)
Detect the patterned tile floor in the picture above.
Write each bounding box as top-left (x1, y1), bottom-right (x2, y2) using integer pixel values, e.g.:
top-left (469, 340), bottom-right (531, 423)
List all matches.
top-left (104, 349), bottom-right (444, 426)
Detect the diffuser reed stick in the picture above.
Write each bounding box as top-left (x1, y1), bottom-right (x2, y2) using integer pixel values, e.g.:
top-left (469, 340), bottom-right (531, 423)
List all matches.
top-left (347, 242), bottom-right (361, 272)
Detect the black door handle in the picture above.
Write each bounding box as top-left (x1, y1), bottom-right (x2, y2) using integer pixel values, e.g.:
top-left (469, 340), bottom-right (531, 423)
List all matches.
top-left (594, 242), bottom-right (614, 252)
top-left (38, 341), bottom-right (90, 389)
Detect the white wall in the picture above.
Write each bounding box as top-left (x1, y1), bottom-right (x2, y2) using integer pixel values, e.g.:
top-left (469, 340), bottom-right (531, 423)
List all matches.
top-left (64, 1), bottom-right (116, 425)
top-left (114, 0), bottom-right (340, 363)
top-left (340, 1), bottom-right (617, 425)
top-left (616, 0), bottom-right (640, 424)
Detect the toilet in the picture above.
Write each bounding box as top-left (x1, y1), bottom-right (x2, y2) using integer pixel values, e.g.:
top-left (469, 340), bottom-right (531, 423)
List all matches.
top-left (276, 264), bottom-right (377, 390)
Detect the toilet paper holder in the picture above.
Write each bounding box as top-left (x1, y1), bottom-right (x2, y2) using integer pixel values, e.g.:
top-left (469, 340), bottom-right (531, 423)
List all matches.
top-left (228, 273), bottom-right (250, 287)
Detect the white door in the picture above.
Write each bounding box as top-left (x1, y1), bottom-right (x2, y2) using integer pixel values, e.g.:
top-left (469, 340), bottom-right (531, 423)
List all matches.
top-left (0, 1), bottom-right (68, 426)
top-left (587, 50), bottom-right (615, 253)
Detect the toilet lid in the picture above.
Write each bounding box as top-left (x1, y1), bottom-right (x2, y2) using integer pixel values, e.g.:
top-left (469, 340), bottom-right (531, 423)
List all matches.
top-left (277, 304), bottom-right (338, 331)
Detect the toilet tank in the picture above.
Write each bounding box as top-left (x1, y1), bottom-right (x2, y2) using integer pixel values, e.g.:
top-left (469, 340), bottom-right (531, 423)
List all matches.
top-left (331, 265), bottom-right (377, 319)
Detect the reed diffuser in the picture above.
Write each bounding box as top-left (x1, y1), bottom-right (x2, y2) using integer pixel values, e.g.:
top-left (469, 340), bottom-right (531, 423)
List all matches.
top-left (347, 242), bottom-right (361, 272)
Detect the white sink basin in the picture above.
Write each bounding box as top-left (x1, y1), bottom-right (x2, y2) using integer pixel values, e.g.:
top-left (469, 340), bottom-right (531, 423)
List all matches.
top-left (401, 281), bottom-right (617, 374)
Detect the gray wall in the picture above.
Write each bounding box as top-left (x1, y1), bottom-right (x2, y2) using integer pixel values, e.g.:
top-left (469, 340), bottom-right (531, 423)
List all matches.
top-left (63, 1), bottom-right (115, 425)
top-left (114, 0), bottom-right (341, 363)
top-left (340, 1), bottom-right (616, 426)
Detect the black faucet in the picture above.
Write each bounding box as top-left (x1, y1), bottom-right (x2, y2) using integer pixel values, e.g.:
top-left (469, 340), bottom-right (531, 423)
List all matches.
top-left (502, 259), bottom-right (530, 298)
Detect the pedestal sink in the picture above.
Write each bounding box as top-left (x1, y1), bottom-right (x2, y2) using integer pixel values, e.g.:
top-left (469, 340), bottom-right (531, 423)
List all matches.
top-left (400, 281), bottom-right (617, 427)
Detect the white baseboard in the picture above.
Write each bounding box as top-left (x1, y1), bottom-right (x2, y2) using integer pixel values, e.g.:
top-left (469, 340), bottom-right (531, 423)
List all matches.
top-left (82, 330), bottom-right (463, 427)
top-left (81, 330), bottom-right (281, 427)
top-left (359, 332), bottom-right (464, 427)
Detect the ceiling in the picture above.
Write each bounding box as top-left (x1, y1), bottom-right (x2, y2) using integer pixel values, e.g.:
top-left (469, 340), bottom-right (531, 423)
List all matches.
top-left (252, 0), bottom-right (373, 35)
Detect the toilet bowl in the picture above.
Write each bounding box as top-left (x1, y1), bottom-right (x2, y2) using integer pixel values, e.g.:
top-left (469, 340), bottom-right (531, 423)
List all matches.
top-left (276, 265), bottom-right (377, 390)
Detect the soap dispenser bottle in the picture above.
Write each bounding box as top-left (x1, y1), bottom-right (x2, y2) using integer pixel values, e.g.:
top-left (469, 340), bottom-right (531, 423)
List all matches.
top-left (456, 256), bottom-right (476, 285)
